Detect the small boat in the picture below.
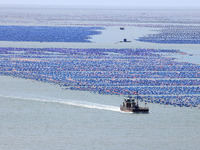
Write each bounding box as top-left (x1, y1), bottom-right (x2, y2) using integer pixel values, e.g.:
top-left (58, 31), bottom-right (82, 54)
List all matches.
top-left (120, 27), bottom-right (125, 30)
top-left (120, 38), bottom-right (131, 42)
top-left (120, 92), bottom-right (149, 113)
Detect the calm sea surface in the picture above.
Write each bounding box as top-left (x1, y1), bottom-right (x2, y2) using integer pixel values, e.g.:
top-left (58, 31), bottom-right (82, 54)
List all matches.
top-left (0, 76), bottom-right (199, 150)
top-left (0, 6), bottom-right (200, 150)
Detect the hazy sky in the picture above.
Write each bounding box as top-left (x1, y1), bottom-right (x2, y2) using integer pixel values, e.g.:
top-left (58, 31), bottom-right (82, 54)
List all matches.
top-left (0, 0), bottom-right (200, 7)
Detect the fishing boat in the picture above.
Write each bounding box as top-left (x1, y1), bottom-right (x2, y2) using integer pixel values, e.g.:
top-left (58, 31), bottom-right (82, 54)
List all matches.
top-left (120, 92), bottom-right (149, 113)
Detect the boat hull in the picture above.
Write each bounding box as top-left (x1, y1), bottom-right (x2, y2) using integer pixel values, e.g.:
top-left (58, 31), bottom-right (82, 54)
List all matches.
top-left (120, 105), bottom-right (149, 113)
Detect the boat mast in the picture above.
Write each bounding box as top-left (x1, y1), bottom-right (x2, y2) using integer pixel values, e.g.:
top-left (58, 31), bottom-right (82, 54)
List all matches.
top-left (136, 91), bottom-right (139, 106)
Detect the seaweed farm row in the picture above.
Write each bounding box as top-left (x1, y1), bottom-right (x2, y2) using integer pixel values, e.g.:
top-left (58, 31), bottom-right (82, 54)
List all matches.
top-left (0, 26), bottom-right (103, 42)
top-left (0, 47), bottom-right (199, 107)
top-left (137, 25), bottom-right (200, 44)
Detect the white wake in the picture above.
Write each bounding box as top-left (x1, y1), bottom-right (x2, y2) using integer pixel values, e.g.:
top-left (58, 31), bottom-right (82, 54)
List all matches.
top-left (0, 95), bottom-right (121, 112)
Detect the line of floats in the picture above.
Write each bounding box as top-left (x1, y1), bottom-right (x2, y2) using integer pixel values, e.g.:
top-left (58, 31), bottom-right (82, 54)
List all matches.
top-left (0, 47), bottom-right (199, 108)
top-left (0, 26), bottom-right (103, 42)
top-left (136, 24), bottom-right (200, 44)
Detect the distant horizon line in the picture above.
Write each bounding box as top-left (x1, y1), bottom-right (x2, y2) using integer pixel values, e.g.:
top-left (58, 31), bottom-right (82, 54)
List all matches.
top-left (0, 4), bottom-right (200, 9)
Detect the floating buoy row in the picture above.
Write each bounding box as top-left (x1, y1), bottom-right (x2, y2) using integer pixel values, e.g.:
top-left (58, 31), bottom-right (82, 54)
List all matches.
top-left (137, 25), bottom-right (200, 44)
top-left (0, 26), bottom-right (103, 42)
top-left (0, 47), bottom-right (199, 107)
top-left (140, 96), bottom-right (199, 107)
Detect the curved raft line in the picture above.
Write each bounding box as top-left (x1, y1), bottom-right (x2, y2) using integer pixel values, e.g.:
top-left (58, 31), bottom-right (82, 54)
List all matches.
top-left (0, 95), bottom-right (121, 112)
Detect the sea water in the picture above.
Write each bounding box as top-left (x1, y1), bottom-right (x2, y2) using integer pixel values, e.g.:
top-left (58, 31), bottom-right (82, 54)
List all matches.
top-left (0, 6), bottom-right (200, 150)
top-left (0, 76), bottom-right (200, 150)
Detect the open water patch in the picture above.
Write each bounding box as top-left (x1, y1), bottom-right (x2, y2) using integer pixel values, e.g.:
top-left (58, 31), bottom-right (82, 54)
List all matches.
top-left (0, 25), bottom-right (103, 42)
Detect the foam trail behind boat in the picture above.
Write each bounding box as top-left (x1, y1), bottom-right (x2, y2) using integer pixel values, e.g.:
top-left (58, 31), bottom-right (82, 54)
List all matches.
top-left (59, 100), bottom-right (121, 112)
top-left (0, 95), bottom-right (121, 112)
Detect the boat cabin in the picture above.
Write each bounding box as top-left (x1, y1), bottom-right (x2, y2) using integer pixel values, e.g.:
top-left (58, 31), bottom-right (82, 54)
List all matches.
top-left (123, 96), bottom-right (139, 109)
top-left (120, 92), bottom-right (149, 113)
